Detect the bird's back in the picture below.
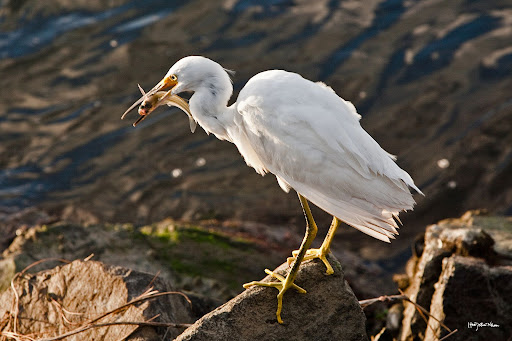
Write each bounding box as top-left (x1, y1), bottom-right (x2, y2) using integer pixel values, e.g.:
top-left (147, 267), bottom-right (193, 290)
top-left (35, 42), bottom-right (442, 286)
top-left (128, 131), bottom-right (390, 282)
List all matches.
top-left (232, 70), bottom-right (421, 242)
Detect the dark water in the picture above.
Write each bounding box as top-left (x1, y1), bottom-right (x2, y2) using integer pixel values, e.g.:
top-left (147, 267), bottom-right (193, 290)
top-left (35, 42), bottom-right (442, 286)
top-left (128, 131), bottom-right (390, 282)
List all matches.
top-left (318, 0), bottom-right (407, 80)
top-left (398, 14), bottom-right (501, 83)
top-left (0, 0), bottom-right (179, 206)
top-left (0, 1), bottom-right (179, 60)
top-left (0, 0), bottom-right (511, 237)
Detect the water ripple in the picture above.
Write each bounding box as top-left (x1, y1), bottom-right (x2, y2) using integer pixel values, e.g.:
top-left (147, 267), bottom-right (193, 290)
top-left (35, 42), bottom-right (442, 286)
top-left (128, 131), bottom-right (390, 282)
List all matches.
top-left (0, 0), bottom-right (181, 60)
top-left (399, 15), bottom-right (500, 83)
top-left (318, 0), bottom-right (407, 80)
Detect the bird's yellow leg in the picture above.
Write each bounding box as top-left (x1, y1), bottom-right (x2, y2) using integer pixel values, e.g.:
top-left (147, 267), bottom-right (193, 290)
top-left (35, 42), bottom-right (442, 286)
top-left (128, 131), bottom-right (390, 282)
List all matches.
top-left (287, 216), bottom-right (341, 275)
top-left (243, 193), bottom-right (318, 324)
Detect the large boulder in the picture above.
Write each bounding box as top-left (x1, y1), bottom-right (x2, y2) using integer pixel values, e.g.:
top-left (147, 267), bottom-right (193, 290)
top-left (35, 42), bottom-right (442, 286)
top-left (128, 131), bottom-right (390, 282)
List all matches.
top-left (398, 211), bottom-right (512, 340)
top-left (0, 260), bottom-right (195, 340)
top-left (176, 254), bottom-right (368, 341)
top-left (425, 255), bottom-right (512, 341)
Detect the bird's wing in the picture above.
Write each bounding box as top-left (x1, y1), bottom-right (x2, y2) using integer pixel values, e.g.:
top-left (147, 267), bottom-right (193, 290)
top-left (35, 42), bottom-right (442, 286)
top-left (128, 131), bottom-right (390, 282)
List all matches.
top-left (235, 70), bottom-right (421, 242)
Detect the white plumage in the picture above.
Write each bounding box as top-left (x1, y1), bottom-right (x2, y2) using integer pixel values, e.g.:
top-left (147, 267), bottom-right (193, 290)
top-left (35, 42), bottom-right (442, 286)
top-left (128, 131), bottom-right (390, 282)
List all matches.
top-left (122, 55), bottom-right (423, 323)
top-left (232, 70), bottom-right (421, 242)
top-left (123, 56), bottom-right (422, 242)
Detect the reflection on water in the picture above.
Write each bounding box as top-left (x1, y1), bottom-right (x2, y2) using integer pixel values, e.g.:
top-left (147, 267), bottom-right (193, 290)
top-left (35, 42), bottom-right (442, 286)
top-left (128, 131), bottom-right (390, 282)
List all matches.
top-left (0, 0), bottom-right (511, 228)
top-left (0, 165), bottom-right (43, 206)
top-left (0, 1), bottom-right (183, 211)
top-left (398, 15), bottom-right (500, 83)
top-left (0, 0), bottom-right (179, 60)
top-left (318, 0), bottom-right (406, 80)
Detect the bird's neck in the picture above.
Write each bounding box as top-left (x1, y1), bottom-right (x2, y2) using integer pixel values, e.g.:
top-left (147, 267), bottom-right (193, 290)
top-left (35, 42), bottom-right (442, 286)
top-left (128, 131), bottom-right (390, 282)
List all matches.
top-left (189, 87), bottom-right (233, 141)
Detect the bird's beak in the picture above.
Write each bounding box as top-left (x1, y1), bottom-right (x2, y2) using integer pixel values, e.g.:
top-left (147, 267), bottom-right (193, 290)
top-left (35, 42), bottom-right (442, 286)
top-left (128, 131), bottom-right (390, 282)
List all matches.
top-left (121, 75), bottom-right (179, 120)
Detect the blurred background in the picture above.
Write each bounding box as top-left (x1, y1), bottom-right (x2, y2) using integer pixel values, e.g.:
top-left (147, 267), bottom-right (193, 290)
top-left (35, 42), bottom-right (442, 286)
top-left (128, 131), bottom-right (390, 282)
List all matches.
top-left (0, 0), bottom-right (511, 290)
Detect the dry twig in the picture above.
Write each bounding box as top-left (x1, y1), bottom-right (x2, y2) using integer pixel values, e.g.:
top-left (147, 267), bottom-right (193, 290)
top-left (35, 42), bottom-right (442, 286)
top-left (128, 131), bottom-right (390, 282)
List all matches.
top-left (36, 320), bottom-right (191, 341)
top-left (358, 294), bottom-right (407, 308)
top-left (359, 290), bottom-right (457, 341)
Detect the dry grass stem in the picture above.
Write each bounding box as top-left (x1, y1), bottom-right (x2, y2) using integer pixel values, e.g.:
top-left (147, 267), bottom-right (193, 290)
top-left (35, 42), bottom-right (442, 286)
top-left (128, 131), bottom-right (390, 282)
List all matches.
top-left (360, 290), bottom-right (458, 341)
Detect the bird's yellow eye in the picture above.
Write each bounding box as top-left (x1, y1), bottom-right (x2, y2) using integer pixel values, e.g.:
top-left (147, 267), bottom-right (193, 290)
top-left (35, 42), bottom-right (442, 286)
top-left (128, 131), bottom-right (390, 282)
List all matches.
top-left (170, 74), bottom-right (178, 81)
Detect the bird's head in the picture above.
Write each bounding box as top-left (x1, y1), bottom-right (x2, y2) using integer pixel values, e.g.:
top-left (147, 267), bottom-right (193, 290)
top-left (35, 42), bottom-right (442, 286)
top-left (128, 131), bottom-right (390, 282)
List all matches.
top-left (122, 56), bottom-right (233, 127)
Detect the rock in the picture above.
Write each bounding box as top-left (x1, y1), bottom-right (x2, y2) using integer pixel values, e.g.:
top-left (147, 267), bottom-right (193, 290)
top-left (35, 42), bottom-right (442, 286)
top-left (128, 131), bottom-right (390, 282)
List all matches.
top-left (0, 207), bottom-right (56, 253)
top-left (467, 213), bottom-right (512, 260)
top-left (0, 219), bottom-right (387, 306)
top-left (175, 254), bottom-right (368, 341)
top-left (425, 255), bottom-right (512, 341)
top-left (0, 260), bottom-right (195, 340)
top-left (400, 226), bottom-right (452, 340)
top-left (0, 257), bottom-right (15, 292)
top-left (0, 220), bottom-right (287, 303)
top-left (398, 212), bottom-right (512, 340)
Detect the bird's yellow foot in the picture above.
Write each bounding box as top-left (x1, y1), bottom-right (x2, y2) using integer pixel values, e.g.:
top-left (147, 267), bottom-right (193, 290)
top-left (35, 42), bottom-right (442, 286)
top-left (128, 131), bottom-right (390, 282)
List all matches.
top-left (287, 248), bottom-right (334, 275)
top-left (243, 269), bottom-right (306, 324)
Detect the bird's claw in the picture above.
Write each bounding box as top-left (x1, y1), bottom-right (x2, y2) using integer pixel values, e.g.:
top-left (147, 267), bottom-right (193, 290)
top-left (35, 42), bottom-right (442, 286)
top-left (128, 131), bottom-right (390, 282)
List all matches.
top-left (243, 268), bottom-right (306, 324)
top-left (287, 248), bottom-right (334, 275)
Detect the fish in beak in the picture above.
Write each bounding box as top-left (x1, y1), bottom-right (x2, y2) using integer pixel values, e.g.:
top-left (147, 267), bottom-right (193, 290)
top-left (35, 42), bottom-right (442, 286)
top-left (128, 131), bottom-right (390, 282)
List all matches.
top-left (121, 74), bottom-right (178, 120)
top-left (122, 76), bottom-right (196, 132)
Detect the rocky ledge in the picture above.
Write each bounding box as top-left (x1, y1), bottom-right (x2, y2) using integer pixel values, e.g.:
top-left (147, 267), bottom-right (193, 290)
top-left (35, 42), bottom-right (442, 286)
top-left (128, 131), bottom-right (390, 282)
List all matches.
top-left (1, 211), bottom-right (511, 340)
top-left (0, 255), bottom-right (367, 341)
top-left (176, 254), bottom-right (367, 341)
top-left (393, 211), bottom-right (512, 341)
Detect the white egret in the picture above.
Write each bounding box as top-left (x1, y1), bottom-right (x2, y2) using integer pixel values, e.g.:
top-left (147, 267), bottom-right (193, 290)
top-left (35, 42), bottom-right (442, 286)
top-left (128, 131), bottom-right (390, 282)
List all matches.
top-left (122, 56), bottom-right (422, 324)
